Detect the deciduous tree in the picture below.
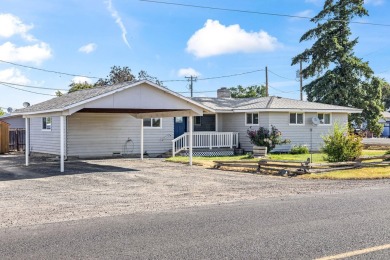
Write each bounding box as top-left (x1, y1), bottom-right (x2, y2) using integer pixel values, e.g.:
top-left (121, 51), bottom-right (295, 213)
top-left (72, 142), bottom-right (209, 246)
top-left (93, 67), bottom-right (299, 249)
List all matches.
top-left (229, 85), bottom-right (266, 98)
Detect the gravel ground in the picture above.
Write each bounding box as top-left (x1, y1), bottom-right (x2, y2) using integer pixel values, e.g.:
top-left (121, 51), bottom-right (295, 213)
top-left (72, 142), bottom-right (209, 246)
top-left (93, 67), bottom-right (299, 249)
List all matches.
top-left (0, 154), bottom-right (389, 229)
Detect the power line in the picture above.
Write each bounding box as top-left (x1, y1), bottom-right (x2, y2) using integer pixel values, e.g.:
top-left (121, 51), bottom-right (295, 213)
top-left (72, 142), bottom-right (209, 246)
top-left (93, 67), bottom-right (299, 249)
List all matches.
top-left (0, 81), bottom-right (68, 91)
top-left (268, 85), bottom-right (300, 94)
top-left (0, 59), bottom-right (100, 79)
top-left (163, 69), bottom-right (264, 82)
top-left (268, 69), bottom-right (298, 81)
top-left (0, 83), bottom-right (56, 96)
top-left (139, 0), bottom-right (390, 27)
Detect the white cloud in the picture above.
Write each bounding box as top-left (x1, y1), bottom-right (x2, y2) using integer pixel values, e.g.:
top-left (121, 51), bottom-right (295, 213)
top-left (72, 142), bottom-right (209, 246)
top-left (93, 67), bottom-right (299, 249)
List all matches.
top-left (105, 0), bottom-right (130, 48)
top-left (186, 20), bottom-right (279, 58)
top-left (177, 68), bottom-right (201, 77)
top-left (79, 43), bottom-right (97, 54)
top-left (0, 13), bottom-right (35, 41)
top-left (0, 41), bottom-right (52, 65)
top-left (365, 0), bottom-right (385, 5)
top-left (72, 76), bottom-right (93, 84)
top-left (0, 68), bottom-right (30, 84)
top-left (290, 10), bottom-right (313, 21)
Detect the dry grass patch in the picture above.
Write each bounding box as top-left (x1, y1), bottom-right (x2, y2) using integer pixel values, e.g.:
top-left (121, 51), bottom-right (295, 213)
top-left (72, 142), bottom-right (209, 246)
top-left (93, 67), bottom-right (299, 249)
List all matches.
top-left (301, 165), bottom-right (390, 180)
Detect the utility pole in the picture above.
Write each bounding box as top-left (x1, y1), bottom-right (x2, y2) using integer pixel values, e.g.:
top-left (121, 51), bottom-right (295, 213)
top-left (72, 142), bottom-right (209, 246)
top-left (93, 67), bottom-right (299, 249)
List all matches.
top-left (265, 66), bottom-right (269, 97)
top-left (185, 76), bottom-right (197, 97)
top-left (300, 60), bottom-right (303, 101)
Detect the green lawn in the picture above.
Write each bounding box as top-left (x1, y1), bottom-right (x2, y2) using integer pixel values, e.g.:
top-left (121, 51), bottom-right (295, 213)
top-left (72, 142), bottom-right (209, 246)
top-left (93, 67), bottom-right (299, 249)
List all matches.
top-left (166, 150), bottom-right (387, 165)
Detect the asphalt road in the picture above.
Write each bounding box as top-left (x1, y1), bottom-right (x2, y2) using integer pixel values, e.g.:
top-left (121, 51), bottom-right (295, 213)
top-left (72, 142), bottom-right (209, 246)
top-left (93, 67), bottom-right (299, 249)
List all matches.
top-left (1, 185), bottom-right (390, 260)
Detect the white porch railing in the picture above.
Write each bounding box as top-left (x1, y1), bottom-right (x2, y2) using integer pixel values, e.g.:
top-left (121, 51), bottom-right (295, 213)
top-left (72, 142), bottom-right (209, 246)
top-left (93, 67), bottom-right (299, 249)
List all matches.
top-left (172, 132), bottom-right (239, 156)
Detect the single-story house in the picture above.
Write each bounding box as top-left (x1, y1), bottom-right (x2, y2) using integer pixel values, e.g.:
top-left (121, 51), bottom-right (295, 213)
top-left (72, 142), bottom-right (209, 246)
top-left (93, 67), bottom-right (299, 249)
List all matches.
top-left (13, 80), bottom-right (361, 172)
top-left (380, 111), bottom-right (390, 137)
top-left (0, 114), bottom-right (25, 129)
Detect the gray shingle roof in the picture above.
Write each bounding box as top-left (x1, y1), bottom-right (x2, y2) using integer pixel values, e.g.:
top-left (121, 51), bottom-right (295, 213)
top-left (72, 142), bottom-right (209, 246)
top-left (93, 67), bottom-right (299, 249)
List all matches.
top-left (14, 80), bottom-right (142, 114)
top-left (192, 96), bottom-right (361, 112)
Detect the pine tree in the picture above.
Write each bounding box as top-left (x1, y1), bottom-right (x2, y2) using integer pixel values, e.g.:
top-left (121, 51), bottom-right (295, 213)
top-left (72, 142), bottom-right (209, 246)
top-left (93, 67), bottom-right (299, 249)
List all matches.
top-left (292, 0), bottom-right (383, 135)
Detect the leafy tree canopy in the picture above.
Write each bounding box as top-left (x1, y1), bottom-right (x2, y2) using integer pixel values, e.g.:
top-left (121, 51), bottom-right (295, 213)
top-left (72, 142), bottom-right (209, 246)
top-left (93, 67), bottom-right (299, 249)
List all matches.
top-left (381, 79), bottom-right (390, 110)
top-left (65, 66), bottom-right (162, 93)
top-left (68, 81), bottom-right (94, 93)
top-left (0, 108), bottom-right (4, 116)
top-left (291, 0), bottom-right (383, 136)
top-left (95, 66), bottom-right (135, 86)
top-left (229, 85), bottom-right (266, 98)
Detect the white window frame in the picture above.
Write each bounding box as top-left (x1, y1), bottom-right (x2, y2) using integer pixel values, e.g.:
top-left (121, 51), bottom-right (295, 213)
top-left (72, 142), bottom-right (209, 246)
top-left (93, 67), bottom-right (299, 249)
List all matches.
top-left (143, 118), bottom-right (162, 129)
top-left (194, 116), bottom-right (202, 126)
top-left (245, 113), bottom-right (259, 126)
top-left (42, 117), bottom-right (52, 131)
top-left (289, 112), bottom-right (305, 125)
top-left (317, 113), bottom-right (332, 125)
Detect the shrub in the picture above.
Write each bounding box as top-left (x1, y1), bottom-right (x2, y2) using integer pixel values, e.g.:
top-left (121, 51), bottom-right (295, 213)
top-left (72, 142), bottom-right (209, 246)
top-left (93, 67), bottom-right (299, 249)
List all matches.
top-left (247, 125), bottom-right (290, 152)
top-left (290, 145), bottom-right (309, 154)
top-left (321, 123), bottom-right (363, 162)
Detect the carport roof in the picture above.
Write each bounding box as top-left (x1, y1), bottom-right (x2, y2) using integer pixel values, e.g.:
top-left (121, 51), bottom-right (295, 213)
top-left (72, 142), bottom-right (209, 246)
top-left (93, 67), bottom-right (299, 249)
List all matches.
top-left (13, 80), bottom-right (214, 115)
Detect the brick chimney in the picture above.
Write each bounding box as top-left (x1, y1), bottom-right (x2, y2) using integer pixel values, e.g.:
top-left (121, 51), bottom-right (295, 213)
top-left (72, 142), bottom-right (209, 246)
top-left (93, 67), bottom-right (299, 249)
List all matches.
top-left (217, 87), bottom-right (231, 98)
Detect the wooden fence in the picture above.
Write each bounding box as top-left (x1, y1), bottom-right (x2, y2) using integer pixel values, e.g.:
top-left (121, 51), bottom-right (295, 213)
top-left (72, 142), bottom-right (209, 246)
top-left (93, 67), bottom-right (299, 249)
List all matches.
top-left (9, 128), bottom-right (25, 151)
top-left (214, 155), bottom-right (390, 175)
top-left (0, 121), bottom-right (9, 154)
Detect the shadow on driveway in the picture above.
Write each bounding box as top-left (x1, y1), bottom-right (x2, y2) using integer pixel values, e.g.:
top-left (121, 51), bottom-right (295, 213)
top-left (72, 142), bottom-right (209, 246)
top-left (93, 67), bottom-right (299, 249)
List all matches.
top-left (0, 154), bottom-right (139, 181)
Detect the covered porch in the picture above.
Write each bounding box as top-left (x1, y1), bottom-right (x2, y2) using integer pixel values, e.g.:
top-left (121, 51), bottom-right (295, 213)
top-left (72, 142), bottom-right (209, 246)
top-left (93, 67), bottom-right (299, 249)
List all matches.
top-left (172, 113), bottom-right (239, 156)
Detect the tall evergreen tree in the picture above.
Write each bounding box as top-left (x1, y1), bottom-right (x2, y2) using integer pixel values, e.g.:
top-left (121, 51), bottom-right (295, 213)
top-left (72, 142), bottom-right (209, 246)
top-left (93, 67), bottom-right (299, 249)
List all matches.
top-left (292, 0), bottom-right (383, 135)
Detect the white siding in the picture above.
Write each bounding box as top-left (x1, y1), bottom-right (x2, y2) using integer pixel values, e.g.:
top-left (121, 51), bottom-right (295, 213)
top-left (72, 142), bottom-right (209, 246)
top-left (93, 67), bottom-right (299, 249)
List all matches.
top-left (67, 113), bottom-right (173, 157)
top-left (220, 113), bottom-right (252, 151)
top-left (30, 117), bottom-right (63, 155)
top-left (220, 112), bottom-right (348, 152)
top-left (268, 112), bottom-right (348, 151)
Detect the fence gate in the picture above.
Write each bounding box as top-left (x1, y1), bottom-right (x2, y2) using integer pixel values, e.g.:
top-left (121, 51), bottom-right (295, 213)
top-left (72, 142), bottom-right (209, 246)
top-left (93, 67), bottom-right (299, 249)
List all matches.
top-left (0, 122), bottom-right (10, 154)
top-left (9, 129), bottom-right (25, 151)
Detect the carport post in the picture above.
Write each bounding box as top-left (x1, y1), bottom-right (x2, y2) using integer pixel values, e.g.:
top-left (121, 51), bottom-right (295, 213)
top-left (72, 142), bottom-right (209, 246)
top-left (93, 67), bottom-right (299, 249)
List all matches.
top-left (189, 116), bottom-right (193, 166)
top-left (140, 119), bottom-right (144, 160)
top-left (25, 117), bottom-right (29, 166)
top-left (60, 115), bottom-right (65, 172)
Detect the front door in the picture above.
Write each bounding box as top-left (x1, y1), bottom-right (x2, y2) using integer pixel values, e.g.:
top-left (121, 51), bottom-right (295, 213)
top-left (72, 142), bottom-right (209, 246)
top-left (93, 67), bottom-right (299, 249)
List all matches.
top-left (174, 117), bottom-right (187, 138)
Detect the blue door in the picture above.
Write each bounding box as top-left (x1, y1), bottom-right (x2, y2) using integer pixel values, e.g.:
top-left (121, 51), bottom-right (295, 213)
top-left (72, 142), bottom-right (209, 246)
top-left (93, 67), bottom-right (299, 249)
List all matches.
top-left (174, 117), bottom-right (187, 138)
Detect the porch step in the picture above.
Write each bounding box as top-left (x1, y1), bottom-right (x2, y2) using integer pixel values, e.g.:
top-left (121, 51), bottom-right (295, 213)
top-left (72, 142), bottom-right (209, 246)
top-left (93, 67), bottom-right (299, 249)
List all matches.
top-left (179, 148), bottom-right (235, 157)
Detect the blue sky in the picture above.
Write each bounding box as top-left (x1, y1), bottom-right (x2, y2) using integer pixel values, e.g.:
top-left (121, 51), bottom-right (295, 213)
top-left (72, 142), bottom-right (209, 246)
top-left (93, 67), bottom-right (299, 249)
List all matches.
top-left (1, 0), bottom-right (389, 110)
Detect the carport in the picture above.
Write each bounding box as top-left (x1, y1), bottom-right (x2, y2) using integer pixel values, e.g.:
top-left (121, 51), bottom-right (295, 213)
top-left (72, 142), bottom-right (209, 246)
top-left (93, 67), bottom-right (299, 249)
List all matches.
top-left (13, 80), bottom-right (213, 172)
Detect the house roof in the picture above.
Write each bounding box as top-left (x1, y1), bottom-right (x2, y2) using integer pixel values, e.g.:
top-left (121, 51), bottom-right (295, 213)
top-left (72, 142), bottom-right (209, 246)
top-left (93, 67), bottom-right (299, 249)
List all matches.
top-left (14, 81), bottom-right (142, 114)
top-left (13, 80), bottom-right (213, 116)
top-left (192, 96), bottom-right (362, 113)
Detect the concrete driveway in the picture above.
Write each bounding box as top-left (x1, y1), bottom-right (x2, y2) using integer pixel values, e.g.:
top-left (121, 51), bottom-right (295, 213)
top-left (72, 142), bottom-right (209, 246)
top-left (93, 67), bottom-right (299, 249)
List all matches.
top-left (1, 154), bottom-right (389, 229)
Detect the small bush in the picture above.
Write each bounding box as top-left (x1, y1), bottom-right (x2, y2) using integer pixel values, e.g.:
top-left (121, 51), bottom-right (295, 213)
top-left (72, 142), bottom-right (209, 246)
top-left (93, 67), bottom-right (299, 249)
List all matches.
top-left (322, 123), bottom-right (363, 162)
top-left (290, 145), bottom-right (309, 154)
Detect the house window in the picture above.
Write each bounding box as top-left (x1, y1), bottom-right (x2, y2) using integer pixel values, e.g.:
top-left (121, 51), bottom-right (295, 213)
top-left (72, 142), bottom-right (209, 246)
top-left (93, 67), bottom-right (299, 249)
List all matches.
top-left (175, 117), bottom-right (183, 123)
top-left (318, 113), bottom-right (331, 125)
top-left (246, 113), bottom-right (259, 125)
top-left (42, 117), bottom-right (52, 130)
top-left (290, 113), bottom-right (304, 125)
top-left (194, 116), bottom-right (201, 125)
top-left (143, 118), bottom-right (161, 128)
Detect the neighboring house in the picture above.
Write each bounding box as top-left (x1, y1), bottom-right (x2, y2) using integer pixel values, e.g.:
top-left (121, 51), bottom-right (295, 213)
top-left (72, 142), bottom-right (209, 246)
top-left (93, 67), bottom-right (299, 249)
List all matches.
top-left (379, 111), bottom-right (390, 137)
top-left (0, 114), bottom-right (25, 129)
top-left (13, 80), bottom-right (361, 172)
